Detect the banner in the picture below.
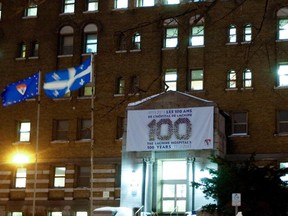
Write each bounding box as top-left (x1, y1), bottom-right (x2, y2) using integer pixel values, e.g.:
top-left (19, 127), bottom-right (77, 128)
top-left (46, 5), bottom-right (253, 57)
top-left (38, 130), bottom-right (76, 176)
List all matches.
top-left (126, 107), bottom-right (214, 152)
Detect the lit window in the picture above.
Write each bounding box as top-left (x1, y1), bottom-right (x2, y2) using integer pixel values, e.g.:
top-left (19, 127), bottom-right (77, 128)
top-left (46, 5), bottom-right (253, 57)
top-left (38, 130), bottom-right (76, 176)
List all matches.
top-left (278, 111), bottom-right (288, 134)
top-left (114, 0), bottom-right (128, 9)
top-left (161, 160), bottom-right (187, 213)
top-left (78, 119), bottom-right (91, 140)
top-left (228, 25), bottom-right (237, 43)
top-left (11, 212), bottom-right (22, 216)
top-left (76, 212), bottom-right (88, 216)
top-left (227, 70), bottom-right (237, 89)
top-left (243, 69), bottom-right (252, 88)
top-left (0, 3), bottom-right (2, 20)
top-left (59, 26), bottom-right (74, 55)
top-left (15, 168), bottom-right (27, 188)
top-left (116, 77), bottom-right (125, 94)
top-left (243, 24), bottom-right (252, 42)
top-left (31, 41), bottom-right (39, 57)
top-left (116, 116), bottom-right (124, 139)
top-left (18, 122), bottom-right (31, 142)
top-left (164, 70), bottom-right (177, 91)
top-left (53, 120), bottom-right (69, 141)
top-left (84, 24), bottom-right (97, 53)
top-left (50, 212), bottom-right (62, 216)
top-left (190, 16), bottom-right (205, 46)
top-left (19, 42), bottom-right (26, 58)
top-left (277, 64), bottom-right (288, 87)
top-left (163, 0), bottom-right (180, 5)
top-left (77, 166), bottom-right (90, 187)
top-left (231, 112), bottom-right (248, 135)
top-left (79, 83), bottom-right (93, 97)
top-left (163, 18), bottom-right (178, 48)
top-left (24, 4), bottom-right (37, 17)
top-left (63, 0), bottom-right (75, 13)
top-left (132, 32), bottom-right (141, 50)
top-left (277, 7), bottom-right (288, 40)
top-left (136, 0), bottom-right (155, 7)
top-left (87, 0), bottom-right (98, 11)
top-left (54, 167), bottom-right (66, 187)
top-left (190, 69), bottom-right (203, 90)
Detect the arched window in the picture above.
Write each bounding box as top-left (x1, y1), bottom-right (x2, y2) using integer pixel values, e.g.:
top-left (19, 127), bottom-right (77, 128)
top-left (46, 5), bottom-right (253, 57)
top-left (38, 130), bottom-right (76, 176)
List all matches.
top-left (190, 15), bottom-right (205, 46)
top-left (227, 70), bottom-right (236, 89)
top-left (163, 18), bottom-right (178, 48)
top-left (277, 7), bottom-right (288, 40)
top-left (228, 24), bottom-right (237, 43)
top-left (83, 24), bottom-right (97, 54)
top-left (59, 26), bottom-right (74, 55)
top-left (243, 69), bottom-right (252, 88)
top-left (243, 24), bottom-right (252, 42)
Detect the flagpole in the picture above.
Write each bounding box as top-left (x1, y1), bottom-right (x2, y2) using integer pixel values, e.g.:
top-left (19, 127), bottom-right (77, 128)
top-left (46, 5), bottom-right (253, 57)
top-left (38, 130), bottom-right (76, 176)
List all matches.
top-left (32, 71), bottom-right (41, 216)
top-left (90, 55), bottom-right (95, 216)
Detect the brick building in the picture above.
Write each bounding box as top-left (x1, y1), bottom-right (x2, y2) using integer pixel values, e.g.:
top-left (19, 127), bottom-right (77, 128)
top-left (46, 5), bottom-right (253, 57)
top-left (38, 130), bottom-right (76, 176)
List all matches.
top-left (0, 0), bottom-right (287, 215)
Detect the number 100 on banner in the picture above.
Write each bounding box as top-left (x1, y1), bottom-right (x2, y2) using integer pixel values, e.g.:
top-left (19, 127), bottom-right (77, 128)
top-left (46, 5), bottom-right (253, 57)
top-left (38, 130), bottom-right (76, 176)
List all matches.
top-left (126, 107), bottom-right (214, 152)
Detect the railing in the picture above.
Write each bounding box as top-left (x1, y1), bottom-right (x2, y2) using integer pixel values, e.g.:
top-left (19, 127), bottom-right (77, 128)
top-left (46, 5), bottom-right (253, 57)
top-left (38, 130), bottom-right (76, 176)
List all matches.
top-left (134, 205), bottom-right (144, 216)
top-left (170, 206), bottom-right (178, 216)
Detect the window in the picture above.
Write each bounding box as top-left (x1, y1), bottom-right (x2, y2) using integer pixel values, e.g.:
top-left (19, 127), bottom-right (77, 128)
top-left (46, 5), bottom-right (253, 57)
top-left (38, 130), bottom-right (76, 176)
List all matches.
top-left (277, 64), bottom-right (288, 87)
top-left (18, 121), bottom-right (31, 142)
top-left (190, 16), bottom-right (204, 46)
top-left (54, 167), bottom-right (66, 187)
top-left (164, 70), bottom-right (177, 91)
top-left (228, 25), bottom-right (237, 43)
top-left (50, 212), bottom-right (62, 216)
top-left (278, 111), bottom-right (288, 134)
top-left (243, 24), bottom-right (252, 42)
top-left (15, 168), bottom-right (27, 188)
top-left (227, 70), bottom-right (237, 89)
top-left (190, 69), bottom-right (203, 90)
top-left (114, 0), bottom-right (128, 9)
top-left (280, 162), bottom-right (288, 181)
top-left (78, 166), bottom-right (91, 187)
top-left (136, 0), bottom-right (154, 7)
top-left (63, 0), bottom-right (75, 13)
top-left (243, 69), bottom-right (252, 88)
top-left (129, 75), bottom-right (140, 94)
top-left (116, 116), bottom-right (124, 139)
top-left (86, 0), bottom-right (98, 11)
top-left (11, 212), bottom-right (22, 216)
top-left (79, 83), bottom-right (93, 97)
top-left (52, 120), bottom-right (69, 141)
top-left (161, 160), bottom-right (187, 213)
top-left (277, 7), bottom-right (288, 40)
top-left (132, 32), bottom-right (141, 50)
top-left (231, 112), bottom-right (248, 135)
top-left (117, 32), bottom-right (127, 51)
top-left (59, 26), bottom-right (74, 55)
top-left (116, 77), bottom-right (125, 94)
top-left (0, 3), bottom-right (2, 20)
top-left (77, 119), bottom-right (91, 140)
top-left (163, 0), bottom-right (180, 5)
top-left (18, 42), bottom-right (26, 58)
top-left (30, 41), bottom-right (39, 57)
top-left (84, 24), bottom-right (97, 53)
top-left (76, 212), bottom-right (88, 216)
top-left (163, 19), bottom-right (178, 48)
top-left (24, 4), bottom-right (37, 17)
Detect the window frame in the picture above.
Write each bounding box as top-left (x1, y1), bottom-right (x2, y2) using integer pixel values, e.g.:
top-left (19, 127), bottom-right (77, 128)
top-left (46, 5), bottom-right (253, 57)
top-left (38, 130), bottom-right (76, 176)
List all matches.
top-left (243, 69), bottom-right (252, 89)
top-left (77, 166), bottom-right (91, 188)
top-left (114, 0), bottom-right (128, 9)
top-left (18, 121), bottom-right (31, 142)
top-left (231, 112), bottom-right (248, 136)
top-left (59, 26), bottom-right (74, 56)
top-left (228, 24), bottom-right (237, 43)
top-left (190, 69), bottom-right (204, 91)
top-left (227, 70), bottom-right (237, 89)
top-left (116, 77), bottom-right (125, 95)
top-left (164, 69), bottom-right (177, 91)
top-left (164, 27), bottom-right (178, 48)
top-left (278, 110), bottom-right (288, 134)
top-left (63, 0), bottom-right (75, 14)
top-left (277, 63), bottom-right (288, 87)
top-left (52, 119), bottom-right (69, 141)
top-left (53, 167), bottom-right (66, 188)
top-left (15, 167), bottom-right (27, 188)
top-left (116, 116), bottom-right (124, 139)
top-left (18, 42), bottom-right (26, 58)
top-left (86, 0), bottom-right (98, 12)
top-left (83, 24), bottom-right (98, 54)
top-left (132, 32), bottom-right (141, 50)
top-left (277, 7), bottom-right (288, 41)
top-left (24, 4), bottom-right (37, 17)
top-left (136, 0), bottom-right (155, 7)
top-left (30, 41), bottom-right (39, 57)
top-left (243, 24), bottom-right (252, 42)
top-left (77, 118), bottom-right (91, 140)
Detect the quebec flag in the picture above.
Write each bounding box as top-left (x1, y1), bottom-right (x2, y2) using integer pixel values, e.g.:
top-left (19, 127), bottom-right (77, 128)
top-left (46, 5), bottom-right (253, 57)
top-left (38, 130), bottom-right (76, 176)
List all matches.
top-left (43, 56), bottom-right (92, 98)
top-left (1, 72), bottom-right (39, 107)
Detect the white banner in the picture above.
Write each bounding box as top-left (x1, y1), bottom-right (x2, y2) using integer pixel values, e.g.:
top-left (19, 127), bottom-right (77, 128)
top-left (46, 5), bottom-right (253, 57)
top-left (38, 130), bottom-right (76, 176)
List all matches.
top-left (126, 107), bottom-right (214, 152)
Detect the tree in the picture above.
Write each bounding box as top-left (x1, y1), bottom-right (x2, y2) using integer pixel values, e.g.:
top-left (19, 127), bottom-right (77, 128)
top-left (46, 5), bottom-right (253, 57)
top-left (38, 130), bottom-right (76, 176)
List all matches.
top-left (194, 155), bottom-right (288, 216)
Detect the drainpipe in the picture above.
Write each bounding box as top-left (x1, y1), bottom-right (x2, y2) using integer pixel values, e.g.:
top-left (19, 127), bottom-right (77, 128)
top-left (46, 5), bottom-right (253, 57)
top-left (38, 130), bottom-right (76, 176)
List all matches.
top-left (144, 158), bottom-right (154, 215)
